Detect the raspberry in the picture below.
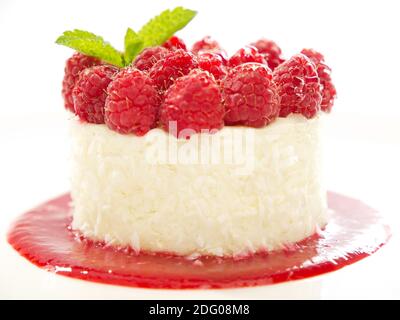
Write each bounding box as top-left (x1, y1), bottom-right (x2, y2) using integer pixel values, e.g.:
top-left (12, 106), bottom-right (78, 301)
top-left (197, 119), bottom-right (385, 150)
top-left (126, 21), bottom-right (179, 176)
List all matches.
top-left (273, 54), bottom-right (322, 119)
top-left (300, 48), bottom-right (324, 64)
top-left (132, 46), bottom-right (169, 72)
top-left (148, 49), bottom-right (198, 92)
top-left (222, 63), bottom-right (280, 127)
top-left (162, 36), bottom-right (187, 51)
top-left (251, 38), bottom-right (285, 70)
top-left (228, 46), bottom-right (267, 68)
top-left (301, 48), bottom-right (337, 112)
top-left (191, 36), bottom-right (222, 54)
top-left (62, 52), bottom-right (100, 112)
top-left (105, 68), bottom-right (160, 136)
top-left (197, 52), bottom-right (227, 81)
top-left (72, 65), bottom-right (118, 124)
top-left (160, 69), bottom-right (224, 137)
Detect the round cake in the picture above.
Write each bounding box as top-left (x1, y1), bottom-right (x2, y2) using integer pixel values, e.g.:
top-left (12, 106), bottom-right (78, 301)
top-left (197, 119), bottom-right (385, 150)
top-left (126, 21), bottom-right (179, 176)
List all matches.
top-left (55, 9), bottom-right (336, 258)
top-left (70, 114), bottom-right (327, 256)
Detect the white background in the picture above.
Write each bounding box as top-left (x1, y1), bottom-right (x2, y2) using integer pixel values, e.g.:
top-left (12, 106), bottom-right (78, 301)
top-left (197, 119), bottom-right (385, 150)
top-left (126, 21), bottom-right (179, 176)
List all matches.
top-left (0, 0), bottom-right (399, 299)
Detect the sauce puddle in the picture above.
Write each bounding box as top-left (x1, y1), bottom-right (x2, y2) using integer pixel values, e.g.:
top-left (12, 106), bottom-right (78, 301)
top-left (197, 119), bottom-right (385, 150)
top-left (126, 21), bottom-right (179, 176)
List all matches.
top-left (7, 192), bottom-right (390, 289)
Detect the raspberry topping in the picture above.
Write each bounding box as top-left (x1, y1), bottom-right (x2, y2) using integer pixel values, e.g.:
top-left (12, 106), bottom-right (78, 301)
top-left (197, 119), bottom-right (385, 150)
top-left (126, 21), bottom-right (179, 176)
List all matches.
top-left (301, 48), bottom-right (336, 112)
top-left (197, 52), bottom-right (227, 81)
top-left (62, 52), bottom-right (100, 112)
top-left (162, 36), bottom-right (187, 51)
top-left (72, 65), bottom-right (118, 124)
top-left (132, 46), bottom-right (169, 72)
top-left (191, 36), bottom-right (222, 54)
top-left (160, 69), bottom-right (224, 137)
top-left (273, 54), bottom-right (322, 119)
top-left (105, 68), bottom-right (160, 136)
top-left (222, 63), bottom-right (280, 127)
top-left (148, 49), bottom-right (198, 92)
top-left (251, 38), bottom-right (284, 70)
top-left (228, 46), bottom-right (267, 68)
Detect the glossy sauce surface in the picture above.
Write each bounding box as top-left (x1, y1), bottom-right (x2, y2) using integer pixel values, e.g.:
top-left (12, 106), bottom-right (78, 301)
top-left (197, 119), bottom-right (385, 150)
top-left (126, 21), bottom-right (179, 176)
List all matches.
top-left (7, 192), bottom-right (390, 289)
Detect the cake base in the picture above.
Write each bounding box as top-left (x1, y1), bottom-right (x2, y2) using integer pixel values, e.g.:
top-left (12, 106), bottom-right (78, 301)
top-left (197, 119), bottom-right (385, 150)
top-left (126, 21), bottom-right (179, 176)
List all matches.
top-left (70, 116), bottom-right (327, 256)
top-left (7, 192), bottom-right (390, 289)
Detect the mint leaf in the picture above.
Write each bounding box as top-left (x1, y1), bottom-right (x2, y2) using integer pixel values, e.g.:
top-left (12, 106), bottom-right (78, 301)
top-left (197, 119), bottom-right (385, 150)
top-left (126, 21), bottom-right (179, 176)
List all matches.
top-left (56, 29), bottom-right (124, 67)
top-left (138, 7), bottom-right (196, 48)
top-left (124, 28), bottom-right (144, 64)
top-left (56, 8), bottom-right (198, 66)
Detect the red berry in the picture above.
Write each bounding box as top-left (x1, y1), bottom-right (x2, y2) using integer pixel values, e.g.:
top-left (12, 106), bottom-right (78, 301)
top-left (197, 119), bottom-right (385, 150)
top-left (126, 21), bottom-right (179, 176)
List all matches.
top-left (251, 38), bottom-right (285, 70)
top-left (72, 65), bottom-right (118, 124)
top-left (222, 63), bottom-right (280, 127)
top-left (273, 54), bottom-right (322, 119)
top-left (132, 46), bottom-right (169, 72)
top-left (62, 52), bottom-right (100, 112)
top-left (149, 49), bottom-right (198, 92)
top-left (105, 68), bottom-right (160, 136)
top-left (162, 36), bottom-right (187, 51)
top-left (300, 48), bottom-right (324, 64)
top-left (160, 69), bottom-right (224, 137)
top-left (191, 36), bottom-right (222, 54)
top-left (301, 48), bottom-right (337, 112)
top-left (197, 52), bottom-right (227, 81)
top-left (228, 46), bottom-right (267, 68)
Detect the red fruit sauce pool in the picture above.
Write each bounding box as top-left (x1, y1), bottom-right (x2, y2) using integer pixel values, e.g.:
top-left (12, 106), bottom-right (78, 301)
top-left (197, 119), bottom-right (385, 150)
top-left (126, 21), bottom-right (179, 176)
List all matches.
top-left (7, 192), bottom-right (390, 289)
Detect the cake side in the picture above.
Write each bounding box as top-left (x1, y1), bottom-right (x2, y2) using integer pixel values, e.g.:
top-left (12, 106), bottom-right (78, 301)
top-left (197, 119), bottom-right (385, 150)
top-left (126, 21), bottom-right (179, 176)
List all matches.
top-left (70, 114), bottom-right (327, 256)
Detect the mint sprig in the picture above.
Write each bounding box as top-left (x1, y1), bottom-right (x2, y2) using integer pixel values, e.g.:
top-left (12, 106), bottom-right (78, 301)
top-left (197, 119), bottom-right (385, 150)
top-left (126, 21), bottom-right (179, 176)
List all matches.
top-left (55, 7), bottom-right (197, 67)
top-left (137, 7), bottom-right (197, 49)
top-left (56, 30), bottom-right (124, 67)
top-left (124, 28), bottom-right (144, 65)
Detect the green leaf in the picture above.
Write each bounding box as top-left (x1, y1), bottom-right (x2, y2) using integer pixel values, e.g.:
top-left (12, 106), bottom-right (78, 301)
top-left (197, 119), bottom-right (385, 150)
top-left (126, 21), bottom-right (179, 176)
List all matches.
top-left (56, 29), bottom-right (124, 67)
top-left (138, 7), bottom-right (197, 49)
top-left (124, 28), bottom-right (144, 65)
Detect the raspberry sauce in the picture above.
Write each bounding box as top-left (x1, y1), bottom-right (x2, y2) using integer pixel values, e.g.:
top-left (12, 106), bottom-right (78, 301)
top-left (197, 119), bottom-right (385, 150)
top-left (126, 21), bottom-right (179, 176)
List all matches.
top-left (7, 192), bottom-right (390, 289)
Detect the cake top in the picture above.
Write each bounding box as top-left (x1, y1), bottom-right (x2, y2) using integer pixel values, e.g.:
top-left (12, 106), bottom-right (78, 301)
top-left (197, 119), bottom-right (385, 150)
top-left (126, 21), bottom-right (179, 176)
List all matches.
top-left (56, 7), bottom-right (336, 139)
